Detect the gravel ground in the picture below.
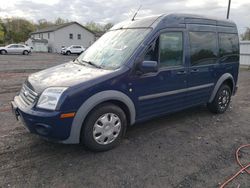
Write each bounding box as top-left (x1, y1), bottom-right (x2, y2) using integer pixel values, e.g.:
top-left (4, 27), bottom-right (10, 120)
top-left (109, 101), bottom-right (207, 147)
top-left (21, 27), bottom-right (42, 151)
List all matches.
top-left (0, 53), bottom-right (249, 188)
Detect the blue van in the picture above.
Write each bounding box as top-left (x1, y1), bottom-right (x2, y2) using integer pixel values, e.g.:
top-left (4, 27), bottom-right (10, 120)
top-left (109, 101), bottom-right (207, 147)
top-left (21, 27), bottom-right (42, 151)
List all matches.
top-left (11, 14), bottom-right (239, 151)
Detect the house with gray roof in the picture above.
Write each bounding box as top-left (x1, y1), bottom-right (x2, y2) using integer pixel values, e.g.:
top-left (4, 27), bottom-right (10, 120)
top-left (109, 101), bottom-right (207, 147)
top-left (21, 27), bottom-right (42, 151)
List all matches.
top-left (29, 22), bottom-right (96, 53)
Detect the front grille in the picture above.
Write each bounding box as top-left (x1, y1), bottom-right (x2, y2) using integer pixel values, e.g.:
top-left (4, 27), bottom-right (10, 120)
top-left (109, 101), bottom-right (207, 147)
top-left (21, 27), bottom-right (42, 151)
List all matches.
top-left (19, 84), bottom-right (38, 106)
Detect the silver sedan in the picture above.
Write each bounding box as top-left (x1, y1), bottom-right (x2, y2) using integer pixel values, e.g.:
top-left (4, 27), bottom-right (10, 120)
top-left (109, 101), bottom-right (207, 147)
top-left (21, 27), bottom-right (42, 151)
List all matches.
top-left (0, 44), bottom-right (31, 55)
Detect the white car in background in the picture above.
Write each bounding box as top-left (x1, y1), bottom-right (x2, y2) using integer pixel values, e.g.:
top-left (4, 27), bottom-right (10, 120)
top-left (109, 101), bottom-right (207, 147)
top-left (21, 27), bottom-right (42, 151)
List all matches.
top-left (0, 44), bottom-right (31, 55)
top-left (61, 45), bottom-right (85, 55)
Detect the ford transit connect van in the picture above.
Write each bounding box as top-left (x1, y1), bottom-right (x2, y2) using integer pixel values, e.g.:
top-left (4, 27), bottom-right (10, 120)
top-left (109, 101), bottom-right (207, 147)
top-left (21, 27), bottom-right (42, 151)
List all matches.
top-left (11, 14), bottom-right (239, 151)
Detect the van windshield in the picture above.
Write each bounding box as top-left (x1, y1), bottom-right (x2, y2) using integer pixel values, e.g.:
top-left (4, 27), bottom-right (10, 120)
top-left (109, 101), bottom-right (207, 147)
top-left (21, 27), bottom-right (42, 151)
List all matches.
top-left (77, 28), bottom-right (151, 70)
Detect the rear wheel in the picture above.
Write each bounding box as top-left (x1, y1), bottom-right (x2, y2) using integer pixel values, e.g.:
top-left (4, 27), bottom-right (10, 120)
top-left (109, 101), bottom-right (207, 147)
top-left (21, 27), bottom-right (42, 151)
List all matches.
top-left (207, 84), bottom-right (231, 114)
top-left (81, 103), bottom-right (127, 151)
top-left (0, 50), bottom-right (7, 55)
top-left (23, 50), bottom-right (29, 55)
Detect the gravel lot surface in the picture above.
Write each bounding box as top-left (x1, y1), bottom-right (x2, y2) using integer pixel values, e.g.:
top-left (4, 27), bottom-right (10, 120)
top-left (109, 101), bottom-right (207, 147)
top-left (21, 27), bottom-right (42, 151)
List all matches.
top-left (0, 53), bottom-right (249, 188)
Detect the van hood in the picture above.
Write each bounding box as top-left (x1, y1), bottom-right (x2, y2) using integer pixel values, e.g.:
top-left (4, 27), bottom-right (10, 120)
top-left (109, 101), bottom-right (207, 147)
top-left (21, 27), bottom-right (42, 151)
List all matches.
top-left (28, 62), bottom-right (113, 93)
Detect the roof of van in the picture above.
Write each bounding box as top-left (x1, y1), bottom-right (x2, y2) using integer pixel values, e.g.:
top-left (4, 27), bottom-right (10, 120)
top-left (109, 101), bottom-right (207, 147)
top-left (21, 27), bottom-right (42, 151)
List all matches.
top-left (111, 13), bottom-right (236, 30)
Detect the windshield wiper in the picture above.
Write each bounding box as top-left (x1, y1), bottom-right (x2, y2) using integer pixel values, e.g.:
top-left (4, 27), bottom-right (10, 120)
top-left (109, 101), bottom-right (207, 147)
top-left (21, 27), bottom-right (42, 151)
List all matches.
top-left (81, 60), bottom-right (102, 69)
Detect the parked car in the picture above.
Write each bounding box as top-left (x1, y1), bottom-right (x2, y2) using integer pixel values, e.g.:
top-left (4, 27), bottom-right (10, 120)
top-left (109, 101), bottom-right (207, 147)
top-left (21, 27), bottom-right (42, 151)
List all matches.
top-left (0, 44), bottom-right (31, 55)
top-left (11, 14), bottom-right (239, 151)
top-left (61, 45), bottom-right (85, 55)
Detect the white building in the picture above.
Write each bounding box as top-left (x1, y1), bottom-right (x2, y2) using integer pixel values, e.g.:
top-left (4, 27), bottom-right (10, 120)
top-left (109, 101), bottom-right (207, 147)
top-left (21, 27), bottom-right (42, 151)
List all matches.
top-left (240, 41), bottom-right (250, 66)
top-left (25, 38), bottom-right (48, 52)
top-left (29, 22), bottom-right (96, 53)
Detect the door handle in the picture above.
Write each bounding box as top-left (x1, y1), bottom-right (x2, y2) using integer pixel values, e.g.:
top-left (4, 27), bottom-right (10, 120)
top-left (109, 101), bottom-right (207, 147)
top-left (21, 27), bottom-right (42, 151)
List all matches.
top-left (177, 70), bottom-right (186, 75)
top-left (191, 68), bottom-right (199, 73)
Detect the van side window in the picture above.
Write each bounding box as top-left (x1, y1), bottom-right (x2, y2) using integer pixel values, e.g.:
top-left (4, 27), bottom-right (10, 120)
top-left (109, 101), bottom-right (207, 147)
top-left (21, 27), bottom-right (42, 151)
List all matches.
top-left (219, 33), bottom-right (239, 63)
top-left (144, 38), bottom-right (159, 62)
top-left (159, 32), bottom-right (183, 67)
top-left (189, 32), bottom-right (217, 66)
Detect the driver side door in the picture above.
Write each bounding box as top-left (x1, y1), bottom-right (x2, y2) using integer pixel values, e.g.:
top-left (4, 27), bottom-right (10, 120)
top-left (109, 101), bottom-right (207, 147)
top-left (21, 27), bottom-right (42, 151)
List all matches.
top-left (131, 31), bottom-right (188, 121)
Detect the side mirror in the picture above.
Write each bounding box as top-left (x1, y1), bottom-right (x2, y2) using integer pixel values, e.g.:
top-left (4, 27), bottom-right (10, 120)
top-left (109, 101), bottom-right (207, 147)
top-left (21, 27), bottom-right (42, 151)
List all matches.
top-left (139, 61), bottom-right (158, 74)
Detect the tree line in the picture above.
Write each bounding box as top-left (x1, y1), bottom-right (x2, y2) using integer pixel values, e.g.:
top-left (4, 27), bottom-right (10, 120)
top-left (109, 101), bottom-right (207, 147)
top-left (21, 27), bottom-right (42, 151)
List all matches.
top-left (0, 17), bottom-right (113, 45)
top-left (1, 16), bottom-right (250, 44)
top-left (241, 28), bottom-right (250, 40)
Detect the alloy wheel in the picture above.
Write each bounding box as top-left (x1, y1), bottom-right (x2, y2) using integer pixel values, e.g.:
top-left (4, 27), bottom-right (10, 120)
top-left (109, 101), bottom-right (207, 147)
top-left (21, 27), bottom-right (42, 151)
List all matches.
top-left (218, 89), bottom-right (230, 111)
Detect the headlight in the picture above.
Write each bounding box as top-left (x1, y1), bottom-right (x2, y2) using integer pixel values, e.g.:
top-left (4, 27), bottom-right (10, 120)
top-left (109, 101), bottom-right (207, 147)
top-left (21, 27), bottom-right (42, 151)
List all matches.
top-left (37, 87), bottom-right (68, 110)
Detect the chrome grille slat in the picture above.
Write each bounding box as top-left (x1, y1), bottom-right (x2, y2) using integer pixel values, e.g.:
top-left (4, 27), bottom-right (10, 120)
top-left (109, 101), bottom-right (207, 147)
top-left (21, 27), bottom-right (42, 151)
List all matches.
top-left (28, 95), bottom-right (36, 100)
top-left (25, 96), bottom-right (33, 103)
top-left (20, 92), bottom-right (30, 105)
top-left (18, 84), bottom-right (38, 106)
top-left (21, 92), bottom-right (31, 104)
top-left (23, 84), bottom-right (38, 96)
top-left (19, 94), bottom-right (29, 105)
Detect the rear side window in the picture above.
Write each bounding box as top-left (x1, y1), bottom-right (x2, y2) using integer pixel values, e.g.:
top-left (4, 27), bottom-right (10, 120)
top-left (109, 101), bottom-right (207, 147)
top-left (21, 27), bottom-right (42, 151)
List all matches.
top-left (8, 45), bottom-right (17, 48)
top-left (159, 32), bottom-right (183, 67)
top-left (219, 33), bottom-right (239, 63)
top-left (189, 32), bottom-right (218, 66)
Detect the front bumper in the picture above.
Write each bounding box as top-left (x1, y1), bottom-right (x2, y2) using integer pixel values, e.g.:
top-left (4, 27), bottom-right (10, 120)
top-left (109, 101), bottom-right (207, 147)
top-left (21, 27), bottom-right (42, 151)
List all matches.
top-left (11, 96), bottom-right (74, 141)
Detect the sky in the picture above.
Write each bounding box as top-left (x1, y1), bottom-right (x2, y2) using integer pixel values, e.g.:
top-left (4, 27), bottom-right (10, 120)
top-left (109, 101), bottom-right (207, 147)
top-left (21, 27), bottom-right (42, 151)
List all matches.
top-left (0, 0), bottom-right (249, 34)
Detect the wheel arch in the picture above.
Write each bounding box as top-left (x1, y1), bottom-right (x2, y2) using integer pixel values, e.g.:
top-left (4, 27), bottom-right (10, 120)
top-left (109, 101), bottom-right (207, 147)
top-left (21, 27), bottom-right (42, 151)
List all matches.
top-left (0, 49), bottom-right (7, 53)
top-left (96, 100), bottom-right (131, 126)
top-left (222, 79), bottom-right (234, 93)
top-left (61, 90), bottom-right (136, 144)
top-left (23, 50), bottom-right (29, 54)
top-left (209, 73), bottom-right (235, 103)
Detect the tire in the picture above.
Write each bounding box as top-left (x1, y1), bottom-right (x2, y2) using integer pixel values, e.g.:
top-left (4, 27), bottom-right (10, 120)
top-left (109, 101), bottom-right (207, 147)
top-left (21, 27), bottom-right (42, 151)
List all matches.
top-left (23, 50), bottom-right (29, 55)
top-left (0, 50), bottom-right (7, 55)
top-left (207, 84), bottom-right (231, 114)
top-left (81, 103), bottom-right (127, 152)
top-left (66, 51), bottom-right (71, 55)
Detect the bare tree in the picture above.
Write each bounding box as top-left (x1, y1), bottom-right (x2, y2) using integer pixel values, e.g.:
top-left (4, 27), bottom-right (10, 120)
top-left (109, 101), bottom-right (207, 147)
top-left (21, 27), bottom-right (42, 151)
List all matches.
top-left (241, 27), bottom-right (250, 40)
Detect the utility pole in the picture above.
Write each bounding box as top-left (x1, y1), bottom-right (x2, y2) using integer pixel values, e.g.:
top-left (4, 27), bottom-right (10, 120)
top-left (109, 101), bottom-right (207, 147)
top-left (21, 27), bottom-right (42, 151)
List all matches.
top-left (227, 0), bottom-right (231, 19)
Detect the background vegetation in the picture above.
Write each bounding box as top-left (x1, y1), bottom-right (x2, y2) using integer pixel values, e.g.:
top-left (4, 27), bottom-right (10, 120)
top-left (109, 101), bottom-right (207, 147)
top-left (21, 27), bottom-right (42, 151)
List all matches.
top-left (241, 27), bottom-right (250, 40)
top-left (1, 16), bottom-right (249, 45)
top-left (0, 17), bottom-right (113, 45)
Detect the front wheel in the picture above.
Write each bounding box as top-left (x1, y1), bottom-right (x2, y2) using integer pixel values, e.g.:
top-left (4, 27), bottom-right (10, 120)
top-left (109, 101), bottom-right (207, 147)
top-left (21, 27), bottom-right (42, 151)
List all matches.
top-left (81, 103), bottom-right (127, 151)
top-left (66, 51), bottom-right (71, 55)
top-left (0, 50), bottom-right (7, 55)
top-left (207, 84), bottom-right (231, 114)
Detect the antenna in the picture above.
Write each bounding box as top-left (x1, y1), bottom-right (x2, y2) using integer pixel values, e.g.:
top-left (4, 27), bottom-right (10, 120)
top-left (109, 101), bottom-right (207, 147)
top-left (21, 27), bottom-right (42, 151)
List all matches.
top-left (226, 0), bottom-right (231, 19)
top-left (132, 5), bottom-right (142, 21)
